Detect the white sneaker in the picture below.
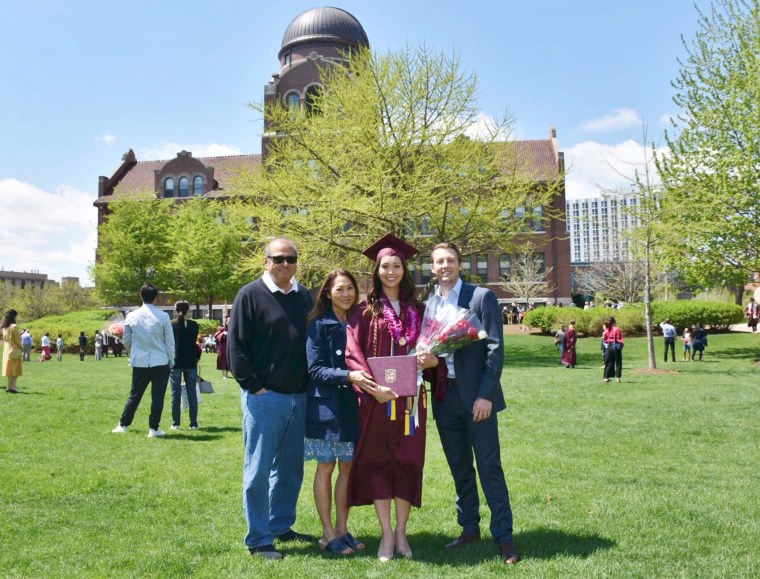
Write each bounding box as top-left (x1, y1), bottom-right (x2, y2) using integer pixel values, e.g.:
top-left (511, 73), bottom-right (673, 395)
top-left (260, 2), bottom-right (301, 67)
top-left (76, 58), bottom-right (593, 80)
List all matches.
top-left (190, 426), bottom-right (199, 430)
top-left (147, 428), bottom-right (166, 438)
top-left (170, 425), bottom-right (181, 430)
top-left (112, 424), bottom-right (128, 433)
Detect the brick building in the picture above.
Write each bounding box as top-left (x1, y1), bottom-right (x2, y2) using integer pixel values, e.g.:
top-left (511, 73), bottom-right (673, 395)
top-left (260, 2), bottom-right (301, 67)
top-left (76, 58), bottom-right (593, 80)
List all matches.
top-left (94, 6), bottom-right (571, 304)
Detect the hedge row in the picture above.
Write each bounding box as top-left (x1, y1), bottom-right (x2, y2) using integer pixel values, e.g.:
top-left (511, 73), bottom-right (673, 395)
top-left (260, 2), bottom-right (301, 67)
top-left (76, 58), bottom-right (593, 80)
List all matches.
top-left (523, 301), bottom-right (745, 336)
top-left (23, 309), bottom-right (118, 354)
top-left (21, 310), bottom-right (226, 354)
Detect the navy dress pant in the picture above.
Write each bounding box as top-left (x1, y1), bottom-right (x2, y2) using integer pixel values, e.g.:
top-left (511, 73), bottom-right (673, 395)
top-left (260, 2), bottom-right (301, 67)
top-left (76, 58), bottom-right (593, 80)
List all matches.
top-left (434, 385), bottom-right (514, 544)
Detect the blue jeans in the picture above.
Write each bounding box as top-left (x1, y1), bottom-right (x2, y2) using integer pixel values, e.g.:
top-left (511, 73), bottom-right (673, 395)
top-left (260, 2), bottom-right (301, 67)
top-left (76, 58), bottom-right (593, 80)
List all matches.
top-left (170, 367), bottom-right (198, 427)
top-left (241, 389), bottom-right (306, 548)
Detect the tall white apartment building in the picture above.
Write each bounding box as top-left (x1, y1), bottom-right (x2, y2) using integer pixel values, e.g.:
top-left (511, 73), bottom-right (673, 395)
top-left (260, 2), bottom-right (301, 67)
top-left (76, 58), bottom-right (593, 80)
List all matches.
top-left (566, 191), bottom-right (640, 263)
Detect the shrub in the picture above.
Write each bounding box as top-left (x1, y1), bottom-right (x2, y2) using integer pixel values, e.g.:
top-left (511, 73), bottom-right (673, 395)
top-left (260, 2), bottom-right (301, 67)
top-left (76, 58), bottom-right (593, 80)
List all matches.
top-left (24, 310), bottom-right (118, 354)
top-left (650, 301), bottom-right (744, 332)
top-left (197, 318), bottom-right (221, 337)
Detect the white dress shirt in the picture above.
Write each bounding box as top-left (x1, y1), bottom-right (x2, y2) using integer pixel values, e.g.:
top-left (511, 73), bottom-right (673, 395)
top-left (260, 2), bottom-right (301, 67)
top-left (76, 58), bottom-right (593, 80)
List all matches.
top-left (435, 277), bottom-right (463, 379)
top-left (123, 303), bottom-right (175, 368)
top-left (262, 271), bottom-right (300, 294)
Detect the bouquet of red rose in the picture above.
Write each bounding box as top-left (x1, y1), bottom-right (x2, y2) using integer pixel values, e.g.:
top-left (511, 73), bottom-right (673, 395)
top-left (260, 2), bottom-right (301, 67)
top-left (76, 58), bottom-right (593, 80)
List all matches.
top-left (109, 322), bottom-right (124, 337)
top-left (415, 295), bottom-right (488, 357)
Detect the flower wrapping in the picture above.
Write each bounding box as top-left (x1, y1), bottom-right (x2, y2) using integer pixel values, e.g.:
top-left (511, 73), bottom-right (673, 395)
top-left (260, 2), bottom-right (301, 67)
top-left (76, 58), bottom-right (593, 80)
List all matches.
top-left (415, 295), bottom-right (488, 357)
top-left (109, 322), bottom-right (124, 337)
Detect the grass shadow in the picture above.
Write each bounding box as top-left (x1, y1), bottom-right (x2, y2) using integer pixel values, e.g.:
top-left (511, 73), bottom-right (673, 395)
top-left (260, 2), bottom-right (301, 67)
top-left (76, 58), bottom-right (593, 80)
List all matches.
top-left (200, 426), bottom-right (240, 434)
top-left (280, 528), bottom-right (615, 564)
top-left (161, 433), bottom-right (223, 442)
top-left (516, 527), bottom-right (616, 560)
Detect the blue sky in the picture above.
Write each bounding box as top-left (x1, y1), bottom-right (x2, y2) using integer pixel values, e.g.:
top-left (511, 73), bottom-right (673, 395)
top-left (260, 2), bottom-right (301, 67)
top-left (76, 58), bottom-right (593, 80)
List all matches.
top-left (0, 0), bottom-right (708, 284)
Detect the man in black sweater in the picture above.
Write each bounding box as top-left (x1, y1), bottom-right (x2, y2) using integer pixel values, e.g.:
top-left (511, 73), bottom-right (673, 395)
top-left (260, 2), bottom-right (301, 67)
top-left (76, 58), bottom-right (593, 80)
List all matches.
top-left (228, 238), bottom-right (314, 560)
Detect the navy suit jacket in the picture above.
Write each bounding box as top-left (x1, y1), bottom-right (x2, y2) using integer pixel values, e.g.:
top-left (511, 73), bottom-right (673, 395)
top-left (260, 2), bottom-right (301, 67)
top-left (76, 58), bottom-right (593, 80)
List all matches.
top-left (440, 281), bottom-right (506, 414)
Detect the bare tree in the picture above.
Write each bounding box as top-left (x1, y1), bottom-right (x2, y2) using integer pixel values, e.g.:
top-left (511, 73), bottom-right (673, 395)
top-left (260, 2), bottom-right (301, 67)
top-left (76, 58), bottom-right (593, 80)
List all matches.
top-left (499, 242), bottom-right (556, 304)
top-left (575, 260), bottom-right (648, 304)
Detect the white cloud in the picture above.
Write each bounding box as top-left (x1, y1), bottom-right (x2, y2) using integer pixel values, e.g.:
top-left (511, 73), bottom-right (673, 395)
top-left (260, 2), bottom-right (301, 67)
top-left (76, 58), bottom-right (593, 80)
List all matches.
top-left (582, 108), bottom-right (642, 133)
top-left (564, 139), bottom-right (669, 199)
top-left (96, 134), bottom-right (118, 146)
top-left (137, 142), bottom-right (243, 161)
top-left (0, 179), bottom-right (97, 285)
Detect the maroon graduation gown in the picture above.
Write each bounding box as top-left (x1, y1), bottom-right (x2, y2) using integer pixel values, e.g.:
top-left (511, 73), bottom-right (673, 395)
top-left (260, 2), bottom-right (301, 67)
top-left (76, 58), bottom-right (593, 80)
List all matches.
top-left (345, 302), bottom-right (428, 507)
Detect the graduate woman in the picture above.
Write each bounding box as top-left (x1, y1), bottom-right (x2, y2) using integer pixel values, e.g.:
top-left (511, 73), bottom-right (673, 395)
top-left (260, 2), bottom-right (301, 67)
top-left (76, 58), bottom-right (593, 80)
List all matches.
top-left (345, 234), bottom-right (442, 562)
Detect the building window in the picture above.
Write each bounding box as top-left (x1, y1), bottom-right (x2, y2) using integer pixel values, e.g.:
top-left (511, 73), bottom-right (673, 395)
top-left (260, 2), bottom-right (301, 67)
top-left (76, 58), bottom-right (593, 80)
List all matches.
top-left (193, 176), bottom-right (204, 196)
top-left (305, 84), bottom-right (323, 115)
top-left (164, 177), bottom-right (175, 198)
top-left (476, 254), bottom-right (488, 281)
top-left (283, 51), bottom-right (291, 66)
top-left (178, 177), bottom-right (189, 197)
top-left (284, 91), bottom-right (300, 110)
top-left (532, 205), bottom-right (545, 232)
top-left (419, 256), bottom-right (432, 284)
top-left (461, 255), bottom-right (472, 282)
top-left (499, 254), bottom-right (511, 280)
top-left (535, 253), bottom-right (547, 276)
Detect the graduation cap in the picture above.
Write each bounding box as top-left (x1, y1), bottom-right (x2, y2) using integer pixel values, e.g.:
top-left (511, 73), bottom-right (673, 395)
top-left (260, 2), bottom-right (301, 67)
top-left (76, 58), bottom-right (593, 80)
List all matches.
top-left (362, 233), bottom-right (419, 262)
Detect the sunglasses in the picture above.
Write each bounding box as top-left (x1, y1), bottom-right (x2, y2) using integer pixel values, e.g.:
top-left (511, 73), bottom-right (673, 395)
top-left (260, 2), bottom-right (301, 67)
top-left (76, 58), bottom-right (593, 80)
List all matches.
top-left (268, 255), bottom-right (298, 264)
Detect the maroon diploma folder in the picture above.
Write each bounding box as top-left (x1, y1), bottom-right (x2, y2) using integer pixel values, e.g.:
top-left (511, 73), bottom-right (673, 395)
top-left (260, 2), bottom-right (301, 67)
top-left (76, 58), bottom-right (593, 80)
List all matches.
top-left (367, 355), bottom-right (418, 397)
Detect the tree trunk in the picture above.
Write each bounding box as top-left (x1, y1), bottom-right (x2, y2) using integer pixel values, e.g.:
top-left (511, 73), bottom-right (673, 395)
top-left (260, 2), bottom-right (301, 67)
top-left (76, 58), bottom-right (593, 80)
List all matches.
top-left (644, 247), bottom-right (657, 370)
top-left (732, 284), bottom-right (744, 305)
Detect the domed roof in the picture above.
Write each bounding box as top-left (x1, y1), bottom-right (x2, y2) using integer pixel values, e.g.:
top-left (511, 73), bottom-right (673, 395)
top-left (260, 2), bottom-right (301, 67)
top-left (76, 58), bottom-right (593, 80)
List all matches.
top-left (280, 7), bottom-right (369, 56)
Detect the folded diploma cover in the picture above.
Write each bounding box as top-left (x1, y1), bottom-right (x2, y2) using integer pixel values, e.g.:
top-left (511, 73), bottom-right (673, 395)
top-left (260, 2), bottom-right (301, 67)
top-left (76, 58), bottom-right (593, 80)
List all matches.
top-left (367, 355), bottom-right (418, 397)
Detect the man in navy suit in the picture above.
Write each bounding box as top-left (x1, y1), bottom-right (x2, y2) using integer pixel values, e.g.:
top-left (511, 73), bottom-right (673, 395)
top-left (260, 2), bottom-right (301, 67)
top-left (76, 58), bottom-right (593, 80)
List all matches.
top-left (429, 242), bottom-right (520, 564)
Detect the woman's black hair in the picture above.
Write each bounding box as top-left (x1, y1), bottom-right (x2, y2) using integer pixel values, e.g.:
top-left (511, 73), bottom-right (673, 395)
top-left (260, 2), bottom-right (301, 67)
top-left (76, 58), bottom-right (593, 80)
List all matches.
top-left (2, 309), bottom-right (18, 329)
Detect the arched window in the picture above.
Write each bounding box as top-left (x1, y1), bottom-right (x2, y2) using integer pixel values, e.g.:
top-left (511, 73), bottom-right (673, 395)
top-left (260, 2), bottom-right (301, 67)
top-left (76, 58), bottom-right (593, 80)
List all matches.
top-left (305, 85), bottom-right (323, 115)
top-left (284, 92), bottom-right (300, 110)
top-left (193, 176), bottom-right (204, 196)
top-left (164, 177), bottom-right (175, 198)
top-left (178, 177), bottom-right (189, 197)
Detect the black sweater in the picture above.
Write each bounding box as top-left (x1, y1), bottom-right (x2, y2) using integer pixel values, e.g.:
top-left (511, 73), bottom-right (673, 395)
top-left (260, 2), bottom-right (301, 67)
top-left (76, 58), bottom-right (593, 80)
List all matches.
top-left (172, 318), bottom-right (199, 368)
top-left (228, 278), bottom-right (313, 394)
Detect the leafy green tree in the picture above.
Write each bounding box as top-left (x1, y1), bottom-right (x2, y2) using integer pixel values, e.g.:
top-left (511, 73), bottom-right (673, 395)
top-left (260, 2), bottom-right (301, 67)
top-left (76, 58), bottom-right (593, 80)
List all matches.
top-left (15, 284), bottom-right (61, 321)
top-left (169, 199), bottom-right (254, 317)
top-left (91, 194), bottom-right (174, 304)
top-left (659, 0), bottom-right (760, 303)
top-left (59, 282), bottom-right (98, 313)
top-left (240, 45), bottom-right (562, 283)
top-left (0, 282), bottom-right (18, 316)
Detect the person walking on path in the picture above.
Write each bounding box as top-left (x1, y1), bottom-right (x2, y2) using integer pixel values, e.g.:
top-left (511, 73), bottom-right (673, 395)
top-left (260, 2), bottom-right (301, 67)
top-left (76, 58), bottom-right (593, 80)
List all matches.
top-left (426, 242), bottom-right (521, 565)
top-left (659, 319), bottom-right (677, 362)
top-left (2, 310), bottom-right (23, 393)
top-left (112, 284), bottom-right (175, 438)
top-left (227, 238), bottom-right (315, 560)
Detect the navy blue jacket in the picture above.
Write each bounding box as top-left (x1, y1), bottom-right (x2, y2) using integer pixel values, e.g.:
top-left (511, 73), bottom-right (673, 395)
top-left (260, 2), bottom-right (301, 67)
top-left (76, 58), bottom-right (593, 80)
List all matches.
top-left (432, 282), bottom-right (506, 417)
top-left (305, 309), bottom-right (360, 442)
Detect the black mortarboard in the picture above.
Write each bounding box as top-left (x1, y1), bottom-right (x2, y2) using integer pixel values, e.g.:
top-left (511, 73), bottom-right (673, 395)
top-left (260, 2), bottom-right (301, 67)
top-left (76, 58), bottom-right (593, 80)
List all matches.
top-left (362, 233), bottom-right (419, 261)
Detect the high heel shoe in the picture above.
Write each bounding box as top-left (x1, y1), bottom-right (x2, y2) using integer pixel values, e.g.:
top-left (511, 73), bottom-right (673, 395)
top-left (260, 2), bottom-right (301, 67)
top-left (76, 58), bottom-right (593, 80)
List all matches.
top-left (395, 547), bottom-right (413, 559)
top-left (378, 537), bottom-right (394, 562)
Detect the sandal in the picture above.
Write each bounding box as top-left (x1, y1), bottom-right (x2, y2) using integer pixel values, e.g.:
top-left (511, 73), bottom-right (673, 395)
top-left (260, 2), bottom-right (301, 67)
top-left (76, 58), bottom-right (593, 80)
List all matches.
top-left (319, 537), bottom-right (353, 556)
top-left (341, 532), bottom-right (365, 550)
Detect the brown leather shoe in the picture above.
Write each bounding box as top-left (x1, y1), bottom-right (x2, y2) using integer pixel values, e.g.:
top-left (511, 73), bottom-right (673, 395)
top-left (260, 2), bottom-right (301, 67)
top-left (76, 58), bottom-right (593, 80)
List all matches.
top-left (500, 540), bottom-right (521, 564)
top-left (444, 532), bottom-right (480, 550)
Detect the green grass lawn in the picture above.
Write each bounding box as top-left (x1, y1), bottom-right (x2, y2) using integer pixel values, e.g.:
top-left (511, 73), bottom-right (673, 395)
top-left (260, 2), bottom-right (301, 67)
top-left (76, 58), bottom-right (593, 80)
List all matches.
top-left (1, 333), bottom-right (759, 577)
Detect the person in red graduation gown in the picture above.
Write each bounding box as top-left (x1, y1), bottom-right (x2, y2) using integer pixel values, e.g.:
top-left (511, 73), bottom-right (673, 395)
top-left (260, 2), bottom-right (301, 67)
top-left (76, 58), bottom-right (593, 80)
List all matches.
top-left (345, 234), bottom-right (444, 562)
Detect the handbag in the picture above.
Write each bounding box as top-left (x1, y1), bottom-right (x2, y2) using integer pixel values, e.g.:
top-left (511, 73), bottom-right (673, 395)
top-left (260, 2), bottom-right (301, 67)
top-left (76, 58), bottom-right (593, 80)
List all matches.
top-left (612, 342), bottom-right (623, 351)
top-left (9, 349), bottom-right (22, 360)
top-left (198, 378), bottom-right (214, 394)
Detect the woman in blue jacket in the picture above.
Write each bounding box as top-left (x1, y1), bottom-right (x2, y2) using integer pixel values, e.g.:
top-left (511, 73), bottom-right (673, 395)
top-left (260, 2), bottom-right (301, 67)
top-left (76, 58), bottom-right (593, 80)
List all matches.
top-left (305, 269), bottom-right (379, 556)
